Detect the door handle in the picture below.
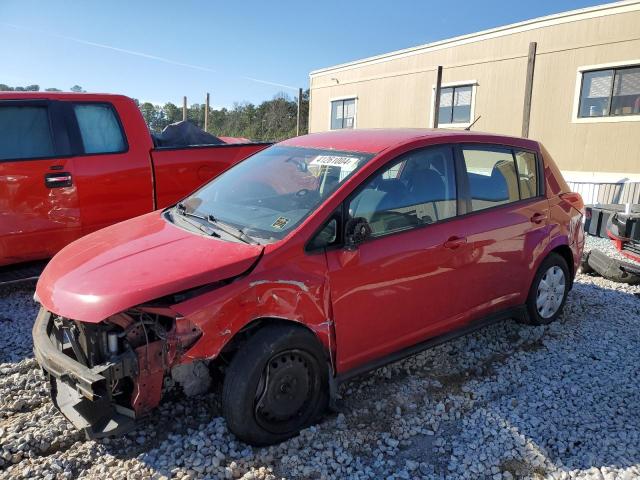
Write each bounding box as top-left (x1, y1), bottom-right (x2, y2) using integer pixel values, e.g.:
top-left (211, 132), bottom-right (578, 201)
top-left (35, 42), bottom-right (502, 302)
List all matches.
top-left (45, 172), bottom-right (73, 188)
top-left (530, 212), bottom-right (547, 224)
top-left (443, 236), bottom-right (467, 250)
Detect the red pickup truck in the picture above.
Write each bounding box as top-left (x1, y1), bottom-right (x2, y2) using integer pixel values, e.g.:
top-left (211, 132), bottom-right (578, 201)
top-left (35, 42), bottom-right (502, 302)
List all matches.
top-left (0, 92), bottom-right (270, 267)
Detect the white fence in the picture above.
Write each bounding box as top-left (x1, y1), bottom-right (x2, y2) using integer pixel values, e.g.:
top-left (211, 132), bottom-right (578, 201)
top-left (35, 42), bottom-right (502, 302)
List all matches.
top-left (567, 182), bottom-right (640, 205)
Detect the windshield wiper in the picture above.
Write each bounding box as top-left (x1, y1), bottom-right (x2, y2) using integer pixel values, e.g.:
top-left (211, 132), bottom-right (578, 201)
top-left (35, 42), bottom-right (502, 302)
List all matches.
top-left (176, 202), bottom-right (205, 220)
top-left (174, 203), bottom-right (221, 238)
top-left (175, 203), bottom-right (259, 245)
top-left (206, 214), bottom-right (260, 245)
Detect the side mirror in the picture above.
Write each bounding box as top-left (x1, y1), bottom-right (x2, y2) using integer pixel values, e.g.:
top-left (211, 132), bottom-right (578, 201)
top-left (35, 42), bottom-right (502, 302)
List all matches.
top-left (345, 217), bottom-right (372, 249)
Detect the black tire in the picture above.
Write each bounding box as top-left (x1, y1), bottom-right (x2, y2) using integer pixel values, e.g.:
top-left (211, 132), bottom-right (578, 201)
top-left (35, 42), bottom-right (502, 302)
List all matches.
top-left (222, 324), bottom-right (329, 446)
top-left (522, 253), bottom-right (570, 325)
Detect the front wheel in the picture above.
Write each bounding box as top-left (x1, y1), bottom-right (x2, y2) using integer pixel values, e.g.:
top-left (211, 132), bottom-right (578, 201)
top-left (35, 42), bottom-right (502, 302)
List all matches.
top-left (523, 253), bottom-right (570, 325)
top-left (222, 324), bottom-right (329, 446)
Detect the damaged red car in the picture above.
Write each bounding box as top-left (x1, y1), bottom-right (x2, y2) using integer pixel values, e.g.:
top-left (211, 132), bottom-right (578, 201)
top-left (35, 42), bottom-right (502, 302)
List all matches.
top-left (33, 129), bottom-right (585, 445)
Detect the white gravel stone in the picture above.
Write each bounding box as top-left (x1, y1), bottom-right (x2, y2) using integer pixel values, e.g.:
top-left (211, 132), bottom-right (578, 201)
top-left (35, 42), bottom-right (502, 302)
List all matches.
top-left (584, 234), bottom-right (640, 265)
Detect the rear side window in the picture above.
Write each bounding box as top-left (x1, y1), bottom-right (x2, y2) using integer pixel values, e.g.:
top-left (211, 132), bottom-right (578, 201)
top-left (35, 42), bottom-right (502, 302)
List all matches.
top-left (461, 147), bottom-right (519, 212)
top-left (73, 104), bottom-right (126, 154)
top-left (0, 105), bottom-right (55, 160)
top-left (515, 150), bottom-right (538, 199)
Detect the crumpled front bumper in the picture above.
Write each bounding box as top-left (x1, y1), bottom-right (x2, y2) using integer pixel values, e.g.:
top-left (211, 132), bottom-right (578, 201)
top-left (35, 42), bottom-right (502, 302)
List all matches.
top-left (32, 307), bottom-right (137, 438)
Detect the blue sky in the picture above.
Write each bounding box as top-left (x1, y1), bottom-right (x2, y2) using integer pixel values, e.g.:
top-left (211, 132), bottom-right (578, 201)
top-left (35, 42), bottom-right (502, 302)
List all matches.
top-left (0, 0), bottom-right (606, 108)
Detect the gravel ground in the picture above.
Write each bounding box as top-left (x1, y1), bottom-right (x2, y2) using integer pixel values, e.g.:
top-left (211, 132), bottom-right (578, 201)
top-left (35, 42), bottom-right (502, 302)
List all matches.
top-left (583, 236), bottom-right (635, 263)
top-left (1, 235), bottom-right (639, 480)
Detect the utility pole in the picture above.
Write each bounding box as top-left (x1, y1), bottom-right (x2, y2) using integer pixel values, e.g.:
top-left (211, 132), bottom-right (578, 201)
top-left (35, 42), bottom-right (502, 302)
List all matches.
top-left (182, 96), bottom-right (187, 122)
top-left (521, 42), bottom-right (537, 138)
top-left (433, 66), bottom-right (443, 128)
top-left (296, 87), bottom-right (303, 136)
top-left (205, 92), bottom-right (210, 132)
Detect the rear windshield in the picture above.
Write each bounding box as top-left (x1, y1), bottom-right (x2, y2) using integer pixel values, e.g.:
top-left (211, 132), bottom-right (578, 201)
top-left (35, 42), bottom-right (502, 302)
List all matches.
top-left (178, 145), bottom-right (373, 242)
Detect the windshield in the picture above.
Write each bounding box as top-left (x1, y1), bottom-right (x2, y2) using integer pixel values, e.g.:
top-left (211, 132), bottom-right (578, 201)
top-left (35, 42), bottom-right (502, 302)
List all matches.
top-left (176, 145), bottom-right (373, 243)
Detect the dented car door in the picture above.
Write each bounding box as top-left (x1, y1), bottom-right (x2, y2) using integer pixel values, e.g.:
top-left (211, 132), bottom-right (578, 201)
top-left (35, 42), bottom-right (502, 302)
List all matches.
top-left (0, 99), bottom-right (80, 266)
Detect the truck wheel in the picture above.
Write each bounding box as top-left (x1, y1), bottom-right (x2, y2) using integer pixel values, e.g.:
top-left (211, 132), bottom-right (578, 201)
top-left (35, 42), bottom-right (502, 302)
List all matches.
top-left (222, 324), bottom-right (329, 446)
top-left (523, 253), bottom-right (570, 325)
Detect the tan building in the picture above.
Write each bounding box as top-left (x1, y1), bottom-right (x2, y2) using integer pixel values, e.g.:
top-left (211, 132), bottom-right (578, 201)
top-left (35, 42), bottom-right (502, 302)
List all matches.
top-left (308, 0), bottom-right (640, 203)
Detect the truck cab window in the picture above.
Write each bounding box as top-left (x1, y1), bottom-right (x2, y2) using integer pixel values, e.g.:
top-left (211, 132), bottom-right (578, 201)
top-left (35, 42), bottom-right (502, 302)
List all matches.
top-left (0, 106), bottom-right (55, 160)
top-left (74, 104), bottom-right (126, 154)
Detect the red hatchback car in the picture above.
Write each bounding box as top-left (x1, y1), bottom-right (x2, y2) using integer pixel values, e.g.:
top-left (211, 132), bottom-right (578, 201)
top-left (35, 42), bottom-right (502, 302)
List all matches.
top-left (33, 129), bottom-right (584, 445)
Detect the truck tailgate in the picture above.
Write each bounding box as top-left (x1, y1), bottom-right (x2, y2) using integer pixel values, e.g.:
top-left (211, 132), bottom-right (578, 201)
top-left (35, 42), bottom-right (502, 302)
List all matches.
top-left (150, 143), bottom-right (270, 208)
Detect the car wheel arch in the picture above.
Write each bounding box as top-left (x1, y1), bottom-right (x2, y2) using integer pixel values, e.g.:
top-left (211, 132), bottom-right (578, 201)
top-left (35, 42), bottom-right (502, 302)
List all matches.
top-left (549, 244), bottom-right (574, 282)
top-left (530, 241), bottom-right (574, 293)
top-left (217, 316), bottom-right (334, 370)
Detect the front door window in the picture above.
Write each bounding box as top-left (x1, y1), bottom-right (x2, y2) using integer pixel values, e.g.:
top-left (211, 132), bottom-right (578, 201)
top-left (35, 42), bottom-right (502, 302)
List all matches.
top-left (348, 145), bottom-right (457, 237)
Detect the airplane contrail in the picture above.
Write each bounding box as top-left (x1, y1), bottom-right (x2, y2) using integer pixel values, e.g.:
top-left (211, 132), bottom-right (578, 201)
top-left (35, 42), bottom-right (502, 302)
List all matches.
top-left (1, 23), bottom-right (298, 91)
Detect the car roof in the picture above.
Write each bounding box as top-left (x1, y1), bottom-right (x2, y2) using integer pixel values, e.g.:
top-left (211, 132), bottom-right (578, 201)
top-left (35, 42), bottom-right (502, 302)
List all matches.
top-left (280, 128), bottom-right (539, 154)
top-left (0, 91), bottom-right (131, 102)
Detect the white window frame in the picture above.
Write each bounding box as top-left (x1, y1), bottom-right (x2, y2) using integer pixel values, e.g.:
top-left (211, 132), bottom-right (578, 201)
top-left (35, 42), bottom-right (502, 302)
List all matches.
top-left (329, 96), bottom-right (358, 130)
top-left (572, 60), bottom-right (640, 124)
top-left (430, 80), bottom-right (478, 128)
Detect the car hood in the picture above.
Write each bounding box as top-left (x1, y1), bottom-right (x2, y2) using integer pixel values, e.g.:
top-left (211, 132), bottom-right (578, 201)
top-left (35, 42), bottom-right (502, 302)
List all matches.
top-left (36, 211), bottom-right (263, 322)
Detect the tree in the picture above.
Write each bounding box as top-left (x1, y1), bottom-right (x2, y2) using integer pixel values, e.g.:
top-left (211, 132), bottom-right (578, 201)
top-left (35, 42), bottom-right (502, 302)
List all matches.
top-left (135, 90), bottom-right (310, 141)
top-left (45, 87), bottom-right (62, 92)
top-left (139, 102), bottom-right (161, 131)
top-left (3, 84), bottom-right (41, 91)
top-left (70, 85), bottom-right (85, 93)
top-left (163, 102), bottom-right (181, 125)
top-left (297, 89), bottom-right (310, 135)
top-left (186, 103), bottom-right (204, 128)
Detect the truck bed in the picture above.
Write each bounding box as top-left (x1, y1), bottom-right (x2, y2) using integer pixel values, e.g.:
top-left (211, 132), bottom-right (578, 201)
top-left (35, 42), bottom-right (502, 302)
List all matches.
top-left (151, 143), bottom-right (271, 207)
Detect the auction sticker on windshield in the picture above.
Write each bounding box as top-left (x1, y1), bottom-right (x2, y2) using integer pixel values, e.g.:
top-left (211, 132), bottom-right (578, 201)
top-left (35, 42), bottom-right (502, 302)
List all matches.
top-left (309, 155), bottom-right (361, 169)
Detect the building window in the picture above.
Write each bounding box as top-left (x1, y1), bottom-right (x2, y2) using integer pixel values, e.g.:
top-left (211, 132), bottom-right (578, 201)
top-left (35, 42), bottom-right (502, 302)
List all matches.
top-left (431, 80), bottom-right (478, 128)
top-left (439, 86), bottom-right (472, 124)
top-left (331, 98), bottom-right (356, 129)
top-left (578, 65), bottom-right (640, 118)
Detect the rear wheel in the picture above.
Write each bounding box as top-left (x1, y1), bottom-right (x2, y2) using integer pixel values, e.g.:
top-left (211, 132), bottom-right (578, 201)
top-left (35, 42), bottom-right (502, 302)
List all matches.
top-left (523, 253), bottom-right (570, 325)
top-left (222, 324), bottom-right (329, 446)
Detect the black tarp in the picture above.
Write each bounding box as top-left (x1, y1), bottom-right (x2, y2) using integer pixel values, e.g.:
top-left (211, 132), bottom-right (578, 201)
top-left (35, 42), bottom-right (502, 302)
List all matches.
top-left (152, 121), bottom-right (224, 147)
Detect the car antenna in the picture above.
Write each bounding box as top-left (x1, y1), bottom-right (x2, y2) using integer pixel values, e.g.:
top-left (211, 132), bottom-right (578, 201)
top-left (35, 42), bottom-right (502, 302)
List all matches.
top-left (465, 115), bottom-right (481, 131)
